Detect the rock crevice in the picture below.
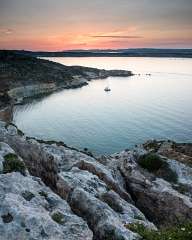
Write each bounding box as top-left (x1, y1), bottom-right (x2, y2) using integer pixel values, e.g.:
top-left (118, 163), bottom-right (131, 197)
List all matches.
top-left (0, 123), bottom-right (192, 239)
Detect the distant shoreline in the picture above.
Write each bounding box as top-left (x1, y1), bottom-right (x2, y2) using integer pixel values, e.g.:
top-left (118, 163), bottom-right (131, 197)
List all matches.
top-left (2, 48), bottom-right (192, 58)
top-left (0, 50), bottom-right (133, 112)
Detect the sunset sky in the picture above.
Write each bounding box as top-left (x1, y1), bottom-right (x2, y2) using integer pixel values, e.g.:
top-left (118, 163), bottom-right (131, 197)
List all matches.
top-left (0, 0), bottom-right (192, 51)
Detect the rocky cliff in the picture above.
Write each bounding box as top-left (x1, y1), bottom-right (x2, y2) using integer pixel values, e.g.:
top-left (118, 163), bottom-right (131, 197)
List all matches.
top-left (0, 121), bottom-right (192, 240)
top-left (0, 50), bottom-right (132, 107)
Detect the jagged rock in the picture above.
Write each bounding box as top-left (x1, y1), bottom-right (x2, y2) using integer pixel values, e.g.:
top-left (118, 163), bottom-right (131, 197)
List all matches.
top-left (1, 121), bottom-right (192, 238)
top-left (167, 158), bottom-right (192, 198)
top-left (0, 172), bottom-right (93, 240)
top-left (168, 158), bottom-right (192, 187)
top-left (74, 159), bottom-right (133, 202)
top-left (69, 188), bottom-right (140, 240)
top-left (117, 149), bottom-right (192, 226)
top-left (135, 141), bottom-right (192, 198)
top-left (100, 190), bottom-right (155, 230)
top-left (0, 141), bottom-right (92, 240)
top-left (57, 167), bottom-right (155, 237)
top-left (57, 167), bottom-right (108, 199)
top-left (0, 122), bottom-right (132, 201)
top-left (0, 122), bottom-right (156, 239)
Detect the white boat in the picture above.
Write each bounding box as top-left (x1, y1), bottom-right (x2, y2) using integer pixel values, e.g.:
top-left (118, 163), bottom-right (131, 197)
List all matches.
top-left (104, 86), bottom-right (111, 92)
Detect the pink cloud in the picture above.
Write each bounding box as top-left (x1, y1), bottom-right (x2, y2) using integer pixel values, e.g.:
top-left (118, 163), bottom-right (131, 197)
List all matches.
top-left (0, 28), bottom-right (13, 35)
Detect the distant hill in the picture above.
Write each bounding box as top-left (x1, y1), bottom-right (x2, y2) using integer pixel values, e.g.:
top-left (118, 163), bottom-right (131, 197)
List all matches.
top-left (0, 50), bottom-right (132, 108)
top-left (7, 48), bottom-right (192, 58)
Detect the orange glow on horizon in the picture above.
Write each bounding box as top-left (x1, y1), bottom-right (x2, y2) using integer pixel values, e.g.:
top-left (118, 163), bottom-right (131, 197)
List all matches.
top-left (0, 24), bottom-right (192, 51)
top-left (1, 0), bottom-right (192, 50)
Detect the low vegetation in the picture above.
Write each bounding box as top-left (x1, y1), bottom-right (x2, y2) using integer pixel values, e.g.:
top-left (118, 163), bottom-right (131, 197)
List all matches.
top-left (3, 153), bottom-right (26, 175)
top-left (126, 222), bottom-right (192, 240)
top-left (51, 212), bottom-right (64, 224)
top-left (138, 153), bottom-right (164, 172)
top-left (138, 153), bottom-right (178, 183)
top-left (39, 191), bottom-right (48, 198)
top-left (22, 191), bottom-right (35, 201)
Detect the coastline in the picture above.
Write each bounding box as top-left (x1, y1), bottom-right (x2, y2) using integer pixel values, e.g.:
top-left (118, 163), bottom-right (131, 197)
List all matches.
top-left (0, 50), bottom-right (192, 239)
top-left (8, 49), bottom-right (192, 58)
top-left (0, 50), bottom-right (133, 112)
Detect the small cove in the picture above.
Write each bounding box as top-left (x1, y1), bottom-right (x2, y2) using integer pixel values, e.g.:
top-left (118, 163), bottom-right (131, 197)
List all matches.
top-left (13, 57), bottom-right (192, 155)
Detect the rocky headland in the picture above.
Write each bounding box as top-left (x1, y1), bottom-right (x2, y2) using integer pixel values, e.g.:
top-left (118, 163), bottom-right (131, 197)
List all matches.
top-left (0, 50), bottom-right (132, 109)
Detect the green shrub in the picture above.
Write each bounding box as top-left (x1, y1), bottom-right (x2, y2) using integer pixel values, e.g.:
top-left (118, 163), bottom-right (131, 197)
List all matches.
top-left (138, 154), bottom-right (164, 172)
top-left (22, 191), bottom-right (35, 201)
top-left (138, 153), bottom-right (178, 183)
top-left (126, 222), bottom-right (192, 240)
top-left (51, 212), bottom-right (64, 224)
top-left (39, 191), bottom-right (48, 198)
top-left (3, 153), bottom-right (26, 175)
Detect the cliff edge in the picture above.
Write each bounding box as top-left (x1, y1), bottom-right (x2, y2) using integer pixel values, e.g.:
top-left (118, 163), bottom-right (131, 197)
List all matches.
top-left (0, 122), bottom-right (191, 240)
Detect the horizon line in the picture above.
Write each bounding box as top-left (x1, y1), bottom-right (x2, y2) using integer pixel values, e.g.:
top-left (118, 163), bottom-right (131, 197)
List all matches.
top-left (1, 47), bottom-right (192, 52)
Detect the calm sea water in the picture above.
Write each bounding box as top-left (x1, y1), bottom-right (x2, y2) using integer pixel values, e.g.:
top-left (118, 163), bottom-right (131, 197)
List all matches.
top-left (13, 57), bottom-right (192, 155)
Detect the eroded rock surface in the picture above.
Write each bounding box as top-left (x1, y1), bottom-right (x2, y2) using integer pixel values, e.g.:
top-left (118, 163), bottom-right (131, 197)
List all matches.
top-left (112, 146), bottom-right (192, 226)
top-left (0, 143), bottom-right (92, 240)
top-left (0, 122), bottom-right (192, 239)
top-left (0, 122), bottom-right (154, 239)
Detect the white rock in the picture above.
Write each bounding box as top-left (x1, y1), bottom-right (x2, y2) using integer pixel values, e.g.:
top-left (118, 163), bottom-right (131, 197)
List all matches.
top-left (0, 172), bottom-right (93, 240)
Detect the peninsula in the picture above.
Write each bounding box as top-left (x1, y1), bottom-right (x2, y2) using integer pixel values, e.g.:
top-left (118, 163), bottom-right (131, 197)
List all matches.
top-left (0, 50), bottom-right (132, 108)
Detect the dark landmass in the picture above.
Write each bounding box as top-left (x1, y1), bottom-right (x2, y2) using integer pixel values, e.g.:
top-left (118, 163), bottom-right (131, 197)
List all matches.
top-left (0, 50), bottom-right (132, 108)
top-left (6, 48), bottom-right (192, 58)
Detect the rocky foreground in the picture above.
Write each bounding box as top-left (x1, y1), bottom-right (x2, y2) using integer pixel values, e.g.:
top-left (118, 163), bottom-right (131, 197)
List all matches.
top-left (0, 121), bottom-right (192, 240)
top-left (0, 50), bottom-right (132, 108)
